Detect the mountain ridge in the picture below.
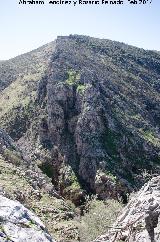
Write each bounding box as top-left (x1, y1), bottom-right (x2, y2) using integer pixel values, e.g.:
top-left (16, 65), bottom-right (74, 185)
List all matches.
top-left (2, 34), bottom-right (160, 62)
top-left (1, 35), bottom-right (160, 189)
top-left (0, 34), bottom-right (160, 241)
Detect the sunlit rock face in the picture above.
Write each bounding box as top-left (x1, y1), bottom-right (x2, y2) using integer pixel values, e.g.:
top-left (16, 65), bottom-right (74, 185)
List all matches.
top-left (0, 195), bottom-right (56, 242)
top-left (93, 176), bottom-right (160, 242)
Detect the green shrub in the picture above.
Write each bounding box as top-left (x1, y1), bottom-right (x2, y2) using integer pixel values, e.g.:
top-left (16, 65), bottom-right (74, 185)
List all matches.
top-left (76, 84), bottom-right (86, 94)
top-left (66, 70), bottom-right (80, 85)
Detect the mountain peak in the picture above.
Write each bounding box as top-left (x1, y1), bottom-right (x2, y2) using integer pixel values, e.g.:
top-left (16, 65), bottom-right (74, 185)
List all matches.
top-left (0, 34), bottom-right (160, 241)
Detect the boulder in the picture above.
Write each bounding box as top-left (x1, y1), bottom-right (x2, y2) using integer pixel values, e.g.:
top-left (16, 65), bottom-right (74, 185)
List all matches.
top-left (0, 195), bottom-right (56, 242)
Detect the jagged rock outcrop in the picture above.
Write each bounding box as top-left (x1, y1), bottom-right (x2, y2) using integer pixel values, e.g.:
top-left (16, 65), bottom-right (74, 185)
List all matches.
top-left (0, 195), bottom-right (55, 242)
top-left (93, 176), bottom-right (160, 242)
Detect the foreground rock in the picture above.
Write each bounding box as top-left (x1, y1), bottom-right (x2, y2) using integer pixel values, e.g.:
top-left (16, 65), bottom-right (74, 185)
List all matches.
top-left (0, 195), bottom-right (55, 242)
top-left (94, 176), bottom-right (160, 242)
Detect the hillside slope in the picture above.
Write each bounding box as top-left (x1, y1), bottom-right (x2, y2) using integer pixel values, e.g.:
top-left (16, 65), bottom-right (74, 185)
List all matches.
top-left (0, 41), bottom-right (55, 138)
top-left (0, 42), bottom-right (55, 91)
top-left (0, 129), bottom-right (80, 241)
top-left (0, 128), bottom-right (122, 242)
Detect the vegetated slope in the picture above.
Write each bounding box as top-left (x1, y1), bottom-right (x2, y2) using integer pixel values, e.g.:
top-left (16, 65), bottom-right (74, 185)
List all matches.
top-left (0, 42), bottom-right (55, 91)
top-left (0, 129), bottom-right (122, 242)
top-left (0, 129), bottom-right (79, 241)
top-left (0, 41), bottom-right (55, 138)
top-left (0, 35), bottom-right (160, 203)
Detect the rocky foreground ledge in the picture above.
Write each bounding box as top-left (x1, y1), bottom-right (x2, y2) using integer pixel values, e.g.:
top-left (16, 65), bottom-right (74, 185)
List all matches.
top-left (93, 176), bottom-right (160, 242)
top-left (0, 195), bottom-right (56, 242)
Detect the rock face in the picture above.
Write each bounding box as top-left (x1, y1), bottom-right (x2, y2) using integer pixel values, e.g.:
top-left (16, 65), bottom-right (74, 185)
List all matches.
top-left (93, 176), bottom-right (160, 242)
top-left (0, 195), bottom-right (55, 242)
top-left (36, 35), bottom-right (160, 199)
top-left (0, 128), bottom-right (17, 152)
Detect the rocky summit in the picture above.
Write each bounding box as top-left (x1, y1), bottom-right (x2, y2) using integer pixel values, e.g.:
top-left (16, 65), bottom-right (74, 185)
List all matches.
top-left (0, 34), bottom-right (160, 241)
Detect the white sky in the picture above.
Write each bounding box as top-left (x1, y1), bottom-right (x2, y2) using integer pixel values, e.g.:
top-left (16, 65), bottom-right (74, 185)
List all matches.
top-left (0, 0), bottom-right (160, 60)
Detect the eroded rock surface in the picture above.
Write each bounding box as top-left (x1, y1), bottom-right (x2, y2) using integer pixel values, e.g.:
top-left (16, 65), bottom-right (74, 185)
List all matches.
top-left (0, 195), bottom-right (55, 242)
top-left (93, 176), bottom-right (160, 242)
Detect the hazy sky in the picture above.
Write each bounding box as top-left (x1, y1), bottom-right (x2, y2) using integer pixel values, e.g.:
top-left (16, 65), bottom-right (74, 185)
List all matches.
top-left (0, 0), bottom-right (160, 60)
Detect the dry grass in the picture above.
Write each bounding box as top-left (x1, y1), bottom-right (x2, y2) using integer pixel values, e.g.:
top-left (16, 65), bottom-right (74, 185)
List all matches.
top-left (78, 197), bottom-right (123, 242)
